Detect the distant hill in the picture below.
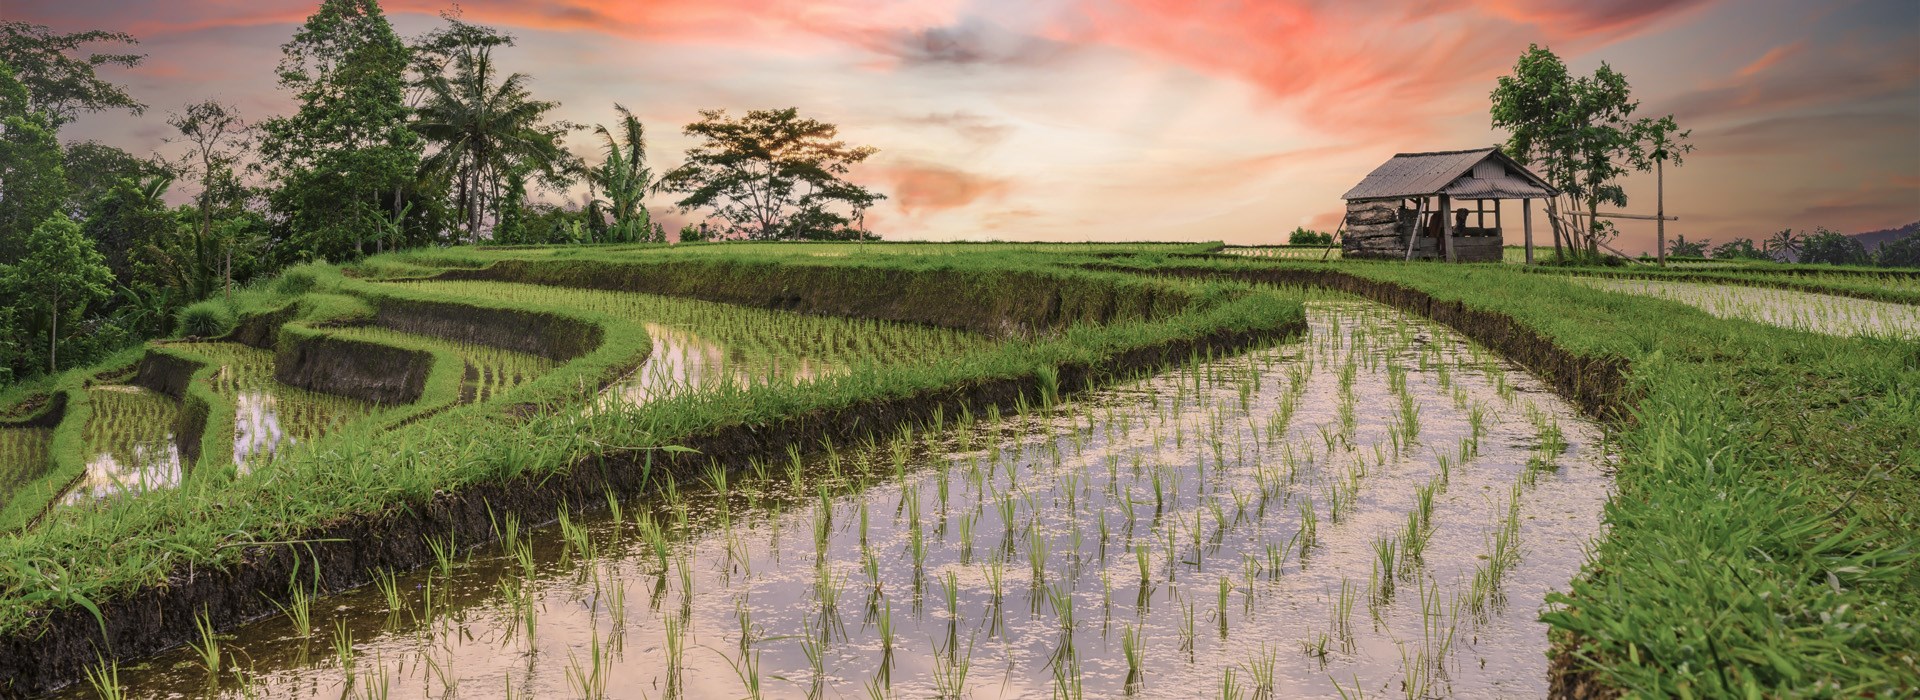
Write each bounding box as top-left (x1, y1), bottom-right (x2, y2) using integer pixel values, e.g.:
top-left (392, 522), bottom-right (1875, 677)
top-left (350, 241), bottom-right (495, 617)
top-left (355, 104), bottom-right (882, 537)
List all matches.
top-left (1852, 220), bottom-right (1919, 251)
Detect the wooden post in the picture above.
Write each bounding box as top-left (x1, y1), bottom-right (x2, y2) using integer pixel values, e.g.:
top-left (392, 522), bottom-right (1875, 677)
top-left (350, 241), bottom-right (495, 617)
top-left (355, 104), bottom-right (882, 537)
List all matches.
top-left (1522, 199), bottom-right (1534, 265)
top-left (1440, 193), bottom-right (1456, 262)
top-left (1656, 158), bottom-right (1666, 267)
top-left (1404, 197), bottom-right (1426, 261)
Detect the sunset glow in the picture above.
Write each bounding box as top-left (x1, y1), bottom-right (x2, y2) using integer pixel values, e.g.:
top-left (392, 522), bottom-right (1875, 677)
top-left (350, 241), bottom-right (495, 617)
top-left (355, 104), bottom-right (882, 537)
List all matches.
top-left (20, 0), bottom-right (1919, 251)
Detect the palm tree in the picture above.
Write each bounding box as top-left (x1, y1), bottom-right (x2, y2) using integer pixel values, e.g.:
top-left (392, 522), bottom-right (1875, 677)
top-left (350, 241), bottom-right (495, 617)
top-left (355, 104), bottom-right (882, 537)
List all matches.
top-left (413, 47), bottom-right (568, 243)
top-left (1764, 229), bottom-right (1801, 263)
top-left (586, 104), bottom-right (655, 243)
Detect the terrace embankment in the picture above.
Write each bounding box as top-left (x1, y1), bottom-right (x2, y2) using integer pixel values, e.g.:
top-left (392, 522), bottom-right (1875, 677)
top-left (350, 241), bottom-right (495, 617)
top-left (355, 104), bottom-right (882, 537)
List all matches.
top-left (0, 274), bottom-right (1293, 697)
top-left (438, 258), bottom-right (1193, 337)
top-left (370, 296), bottom-right (604, 361)
top-left (271, 332), bottom-right (435, 406)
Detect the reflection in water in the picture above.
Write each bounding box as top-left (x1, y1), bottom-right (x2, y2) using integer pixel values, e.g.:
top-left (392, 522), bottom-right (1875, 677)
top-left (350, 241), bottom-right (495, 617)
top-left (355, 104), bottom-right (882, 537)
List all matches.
top-left (601, 324), bottom-right (830, 408)
top-left (234, 391), bottom-right (287, 465)
top-left (100, 300), bottom-right (1614, 699)
top-left (172, 342), bottom-right (385, 467)
top-left (67, 385), bottom-right (184, 503)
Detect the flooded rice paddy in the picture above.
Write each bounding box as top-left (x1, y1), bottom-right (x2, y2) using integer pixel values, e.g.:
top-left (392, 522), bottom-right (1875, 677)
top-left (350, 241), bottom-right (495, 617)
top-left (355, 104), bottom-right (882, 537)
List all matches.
top-left (171, 342), bottom-right (390, 466)
top-left (69, 385), bottom-right (184, 501)
top-left (86, 299), bottom-right (1612, 699)
top-left (1574, 277), bottom-right (1920, 338)
top-left (383, 280), bottom-right (994, 405)
top-left (0, 424), bottom-right (54, 511)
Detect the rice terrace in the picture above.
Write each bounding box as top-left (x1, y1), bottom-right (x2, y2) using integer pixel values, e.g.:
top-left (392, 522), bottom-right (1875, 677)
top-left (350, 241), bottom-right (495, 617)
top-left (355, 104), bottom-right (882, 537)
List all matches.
top-left (1, 1), bottom-right (1917, 699)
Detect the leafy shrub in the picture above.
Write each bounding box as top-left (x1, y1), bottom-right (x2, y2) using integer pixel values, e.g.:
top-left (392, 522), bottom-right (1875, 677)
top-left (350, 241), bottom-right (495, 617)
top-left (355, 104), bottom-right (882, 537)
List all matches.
top-left (276, 269), bottom-right (319, 295)
top-left (1875, 230), bottom-right (1920, 268)
top-left (1287, 227), bottom-right (1333, 246)
top-left (1798, 228), bottom-right (1868, 265)
top-left (1708, 238), bottom-right (1769, 260)
top-left (175, 301), bottom-right (236, 338)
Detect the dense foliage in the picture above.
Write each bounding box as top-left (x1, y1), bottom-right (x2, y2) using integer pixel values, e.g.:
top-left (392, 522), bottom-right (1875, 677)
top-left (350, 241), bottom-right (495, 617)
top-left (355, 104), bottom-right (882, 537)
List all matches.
top-left (0, 5), bottom-right (894, 388)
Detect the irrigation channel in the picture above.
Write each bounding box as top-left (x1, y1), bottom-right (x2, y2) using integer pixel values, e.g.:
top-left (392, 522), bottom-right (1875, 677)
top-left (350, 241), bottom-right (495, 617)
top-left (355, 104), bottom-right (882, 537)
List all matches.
top-left (68, 299), bottom-right (1613, 699)
top-left (1572, 277), bottom-right (1920, 338)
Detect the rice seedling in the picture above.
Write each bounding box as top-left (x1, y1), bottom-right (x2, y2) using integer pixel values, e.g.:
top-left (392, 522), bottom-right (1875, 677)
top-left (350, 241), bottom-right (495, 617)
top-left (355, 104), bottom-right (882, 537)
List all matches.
top-left (187, 610), bottom-right (222, 676)
top-left (1028, 527), bottom-right (1049, 584)
top-left (932, 635), bottom-right (975, 699)
top-left (1220, 667), bottom-right (1244, 700)
top-left (270, 578), bottom-right (315, 638)
top-left (1244, 644), bottom-right (1278, 699)
top-left (1122, 622), bottom-right (1145, 690)
top-left (1215, 575), bottom-right (1233, 637)
top-left (331, 618), bottom-right (355, 678)
top-left (84, 658), bottom-right (126, 700)
top-left (1370, 537), bottom-right (1398, 605)
top-left (1178, 594), bottom-right (1197, 655)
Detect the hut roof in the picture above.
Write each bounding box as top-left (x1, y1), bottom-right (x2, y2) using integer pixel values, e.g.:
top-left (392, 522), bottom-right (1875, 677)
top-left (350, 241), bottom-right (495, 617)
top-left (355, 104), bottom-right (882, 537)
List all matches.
top-left (1341, 147), bottom-right (1557, 201)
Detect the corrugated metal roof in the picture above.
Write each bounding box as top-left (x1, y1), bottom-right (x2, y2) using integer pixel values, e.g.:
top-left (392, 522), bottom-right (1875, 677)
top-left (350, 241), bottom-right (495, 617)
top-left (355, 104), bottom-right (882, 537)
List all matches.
top-left (1443, 178), bottom-right (1555, 199)
top-left (1341, 148), bottom-right (1556, 201)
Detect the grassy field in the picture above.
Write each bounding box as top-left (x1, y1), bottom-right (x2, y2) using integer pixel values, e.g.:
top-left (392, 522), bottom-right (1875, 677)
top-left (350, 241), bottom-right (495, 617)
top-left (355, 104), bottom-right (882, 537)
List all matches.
top-left (0, 243), bottom-right (1912, 698)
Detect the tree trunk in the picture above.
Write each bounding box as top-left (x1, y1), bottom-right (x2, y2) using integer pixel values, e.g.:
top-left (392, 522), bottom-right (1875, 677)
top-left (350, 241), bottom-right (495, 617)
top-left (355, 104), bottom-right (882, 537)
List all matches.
top-left (1586, 197), bottom-right (1600, 257)
top-left (48, 291), bottom-right (58, 374)
top-left (1546, 198), bottom-right (1566, 261)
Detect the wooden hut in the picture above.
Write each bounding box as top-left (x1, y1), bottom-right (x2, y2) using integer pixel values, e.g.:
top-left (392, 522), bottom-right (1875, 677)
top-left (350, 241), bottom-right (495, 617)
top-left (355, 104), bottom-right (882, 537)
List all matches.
top-left (1340, 148), bottom-right (1557, 263)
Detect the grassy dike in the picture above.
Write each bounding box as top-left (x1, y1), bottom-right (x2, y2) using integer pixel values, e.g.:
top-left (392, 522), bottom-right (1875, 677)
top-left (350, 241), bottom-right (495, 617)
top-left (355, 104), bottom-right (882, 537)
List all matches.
top-left (0, 250), bottom-right (1305, 695)
top-left (1083, 254), bottom-right (1920, 697)
top-left (1515, 264), bottom-right (1920, 306)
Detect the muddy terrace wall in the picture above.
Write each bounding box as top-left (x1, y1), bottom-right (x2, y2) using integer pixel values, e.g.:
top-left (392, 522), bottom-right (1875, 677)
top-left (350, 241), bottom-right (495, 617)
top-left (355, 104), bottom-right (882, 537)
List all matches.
top-left (0, 391), bottom-right (66, 430)
top-left (221, 304), bottom-right (299, 349)
top-left (0, 309), bottom-right (1301, 697)
top-left (437, 258), bottom-right (1195, 337)
top-left (128, 348), bottom-right (213, 467)
top-left (371, 296), bottom-right (604, 361)
top-left (271, 333), bottom-right (435, 406)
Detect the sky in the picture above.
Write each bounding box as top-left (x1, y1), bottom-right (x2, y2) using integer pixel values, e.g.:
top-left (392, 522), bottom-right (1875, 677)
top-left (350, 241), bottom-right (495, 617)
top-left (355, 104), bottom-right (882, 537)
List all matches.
top-left (16, 0), bottom-right (1920, 253)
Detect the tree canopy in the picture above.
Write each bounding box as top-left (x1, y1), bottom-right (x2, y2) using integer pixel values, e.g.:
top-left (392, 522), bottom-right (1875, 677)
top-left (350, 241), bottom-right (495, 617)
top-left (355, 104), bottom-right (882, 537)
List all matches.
top-left (1491, 45), bottom-right (1689, 256)
top-left (0, 21), bottom-right (144, 127)
top-left (662, 108), bottom-right (883, 241)
top-left (258, 0), bottom-right (421, 263)
top-left (0, 59), bottom-right (67, 265)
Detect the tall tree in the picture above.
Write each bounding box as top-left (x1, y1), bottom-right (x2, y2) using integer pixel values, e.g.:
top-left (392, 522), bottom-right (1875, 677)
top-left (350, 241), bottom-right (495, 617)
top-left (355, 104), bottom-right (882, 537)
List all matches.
top-left (7, 214), bottom-right (112, 372)
top-left (168, 99), bottom-right (252, 300)
top-left (1798, 228), bottom-right (1867, 265)
top-left (80, 172), bottom-right (173, 281)
top-left (0, 21), bottom-right (144, 128)
top-left (661, 108), bottom-right (884, 241)
top-left (0, 60), bottom-right (67, 264)
top-left (1491, 45), bottom-right (1688, 257)
top-left (1764, 229), bottom-right (1802, 263)
top-left (413, 38), bottom-right (571, 242)
top-left (588, 104), bottom-right (656, 243)
top-left (61, 140), bottom-right (162, 221)
top-left (258, 0), bottom-right (420, 263)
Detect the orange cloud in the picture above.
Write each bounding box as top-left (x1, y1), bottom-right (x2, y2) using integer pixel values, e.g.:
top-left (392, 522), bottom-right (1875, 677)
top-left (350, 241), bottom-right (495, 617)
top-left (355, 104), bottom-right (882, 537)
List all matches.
top-left (1034, 0), bottom-right (1712, 140)
top-left (1736, 41), bottom-right (1805, 78)
top-left (875, 161), bottom-right (1011, 216)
